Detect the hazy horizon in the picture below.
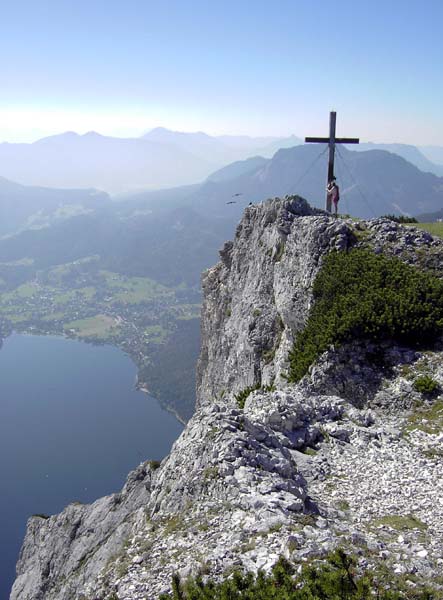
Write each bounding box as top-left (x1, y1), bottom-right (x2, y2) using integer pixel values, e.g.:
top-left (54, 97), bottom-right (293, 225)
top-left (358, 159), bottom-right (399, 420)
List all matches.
top-left (1, 0), bottom-right (442, 146)
top-left (0, 126), bottom-right (441, 149)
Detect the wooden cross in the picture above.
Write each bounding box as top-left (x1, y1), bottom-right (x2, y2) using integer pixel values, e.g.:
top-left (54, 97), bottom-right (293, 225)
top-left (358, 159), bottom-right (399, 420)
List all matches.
top-left (305, 111), bottom-right (359, 212)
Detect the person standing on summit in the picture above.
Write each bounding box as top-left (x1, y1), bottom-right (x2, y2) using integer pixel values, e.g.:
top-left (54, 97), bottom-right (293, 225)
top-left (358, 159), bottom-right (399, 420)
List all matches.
top-left (326, 177), bottom-right (340, 216)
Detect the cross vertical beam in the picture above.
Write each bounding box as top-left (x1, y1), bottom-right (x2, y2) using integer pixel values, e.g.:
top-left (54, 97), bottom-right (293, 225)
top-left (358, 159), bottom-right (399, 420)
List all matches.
top-left (305, 111), bottom-right (359, 212)
top-left (327, 111), bottom-right (336, 199)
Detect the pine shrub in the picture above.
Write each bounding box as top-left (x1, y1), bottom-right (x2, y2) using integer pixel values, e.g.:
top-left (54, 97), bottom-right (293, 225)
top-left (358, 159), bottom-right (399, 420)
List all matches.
top-left (235, 385), bottom-right (260, 409)
top-left (381, 214), bottom-right (418, 224)
top-left (413, 375), bottom-right (440, 395)
top-left (159, 549), bottom-right (440, 599)
top-left (288, 248), bottom-right (443, 382)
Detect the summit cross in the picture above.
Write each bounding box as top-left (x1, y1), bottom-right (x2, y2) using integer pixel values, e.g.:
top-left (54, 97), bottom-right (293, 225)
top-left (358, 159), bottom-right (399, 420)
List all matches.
top-left (305, 111), bottom-right (359, 212)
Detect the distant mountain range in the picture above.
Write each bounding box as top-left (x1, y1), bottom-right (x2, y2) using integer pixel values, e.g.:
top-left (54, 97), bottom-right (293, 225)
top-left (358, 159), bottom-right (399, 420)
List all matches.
top-left (0, 126), bottom-right (442, 196)
top-left (416, 208), bottom-right (443, 222)
top-left (348, 143), bottom-right (443, 177)
top-left (6, 143), bottom-right (437, 277)
top-left (1, 141), bottom-right (443, 244)
top-left (420, 146), bottom-right (443, 166)
top-left (142, 128), bottom-right (301, 164)
top-left (0, 132), bottom-right (216, 194)
top-left (0, 201), bottom-right (234, 290)
top-left (127, 144), bottom-right (443, 220)
top-left (0, 130), bottom-right (302, 194)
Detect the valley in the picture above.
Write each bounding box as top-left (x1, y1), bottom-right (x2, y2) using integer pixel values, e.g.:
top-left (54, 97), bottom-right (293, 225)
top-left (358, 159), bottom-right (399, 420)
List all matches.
top-left (0, 258), bottom-right (201, 422)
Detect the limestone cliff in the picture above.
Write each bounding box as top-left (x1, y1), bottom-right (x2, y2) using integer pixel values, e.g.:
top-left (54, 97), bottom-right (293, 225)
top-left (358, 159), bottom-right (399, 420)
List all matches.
top-left (11, 197), bottom-right (443, 599)
top-left (197, 196), bottom-right (443, 405)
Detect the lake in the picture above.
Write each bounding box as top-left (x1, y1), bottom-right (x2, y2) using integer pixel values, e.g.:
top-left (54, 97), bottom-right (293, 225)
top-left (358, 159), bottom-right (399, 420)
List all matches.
top-left (0, 333), bottom-right (184, 599)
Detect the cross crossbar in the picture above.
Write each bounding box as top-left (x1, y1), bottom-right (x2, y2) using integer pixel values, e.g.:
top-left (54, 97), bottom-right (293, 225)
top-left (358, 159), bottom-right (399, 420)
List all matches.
top-left (305, 111), bottom-right (359, 212)
top-left (305, 137), bottom-right (359, 144)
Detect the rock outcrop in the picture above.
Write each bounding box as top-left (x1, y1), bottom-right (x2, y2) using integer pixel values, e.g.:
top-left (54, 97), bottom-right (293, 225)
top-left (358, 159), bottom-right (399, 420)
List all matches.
top-left (196, 197), bottom-right (351, 405)
top-left (11, 197), bottom-right (443, 599)
top-left (11, 462), bottom-right (154, 599)
top-left (197, 197), bottom-right (443, 407)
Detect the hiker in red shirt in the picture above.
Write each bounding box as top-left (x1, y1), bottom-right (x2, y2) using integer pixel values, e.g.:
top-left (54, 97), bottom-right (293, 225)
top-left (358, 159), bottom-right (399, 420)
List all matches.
top-left (327, 177), bottom-right (340, 216)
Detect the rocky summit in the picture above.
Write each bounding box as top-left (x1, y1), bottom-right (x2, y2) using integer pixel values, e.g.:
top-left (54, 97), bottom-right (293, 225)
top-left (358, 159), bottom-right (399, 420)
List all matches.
top-left (11, 197), bottom-right (443, 599)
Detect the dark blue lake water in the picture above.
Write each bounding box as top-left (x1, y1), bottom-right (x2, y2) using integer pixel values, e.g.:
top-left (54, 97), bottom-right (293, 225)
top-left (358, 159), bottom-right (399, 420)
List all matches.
top-left (0, 333), bottom-right (184, 599)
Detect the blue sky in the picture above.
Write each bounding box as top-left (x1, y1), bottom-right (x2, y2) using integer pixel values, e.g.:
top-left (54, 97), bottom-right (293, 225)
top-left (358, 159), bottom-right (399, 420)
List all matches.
top-left (0, 0), bottom-right (442, 143)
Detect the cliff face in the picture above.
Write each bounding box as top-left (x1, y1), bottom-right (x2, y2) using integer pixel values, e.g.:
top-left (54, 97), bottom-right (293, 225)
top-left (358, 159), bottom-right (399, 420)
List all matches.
top-left (11, 197), bottom-right (443, 600)
top-left (11, 462), bottom-right (154, 600)
top-left (197, 196), bottom-right (443, 406)
top-left (197, 197), bottom-right (352, 405)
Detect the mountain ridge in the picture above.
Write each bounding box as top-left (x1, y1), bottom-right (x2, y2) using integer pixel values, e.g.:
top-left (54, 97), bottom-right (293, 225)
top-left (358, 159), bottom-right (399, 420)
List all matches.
top-left (0, 132), bottom-right (216, 193)
top-left (1, 126), bottom-right (442, 196)
top-left (348, 142), bottom-right (443, 176)
top-left (183, 145), bottom-right (443, 219)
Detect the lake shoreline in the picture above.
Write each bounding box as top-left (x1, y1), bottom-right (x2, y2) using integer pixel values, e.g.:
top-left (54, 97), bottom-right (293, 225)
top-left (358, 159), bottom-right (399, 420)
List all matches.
top-left (0, 327), bottom-right (188, 425)
top-left (0, 333), bottom-right (184, 599)
top-left (136, 382), bottom-right (187, 426)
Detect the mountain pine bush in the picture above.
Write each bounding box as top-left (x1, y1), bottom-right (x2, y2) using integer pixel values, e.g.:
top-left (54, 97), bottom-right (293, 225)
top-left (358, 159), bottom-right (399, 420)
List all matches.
top-left (413, 375), bottom-right (440, 395)
top-left (288, 248), bottom-right (443, 382)
top-left (160, 549), bottom-right (441, 599)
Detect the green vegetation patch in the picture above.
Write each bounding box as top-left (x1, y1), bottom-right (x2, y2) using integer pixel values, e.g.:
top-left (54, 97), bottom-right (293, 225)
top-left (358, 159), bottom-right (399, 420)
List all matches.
top-left (3, 282), bottom-right (38, 299)
top-left (408, 222), bottom-right (443, 239)
top-left (0, 257), bottom-right (34, 267)
top-left (235, 384), bottom-right (260, 409)
top-left (143, 325), bottom-right (168, 343)
top-left (373, 514), bottom-right (428, 532)
top-left (64, 314), bottom-right (118, 338)
top-left (8, 313), bottom-right (32, 323)
top-left (163, 515), bottom-right (185, 536)
top-left (160, 549), bottom-right (440, 600)
top-left (235, 384), bottom-right (276, 409)
top-left (100, 270), bottom-right (172, 304)
top-left (41, 311), bottom-right (68, 322)
top-left (405, 399), bottom-right (443, 435)
top-left (413, 375), bottom-right (440, 396)
top-left (381, 215), bottom-right (418, 224)
top-left (288, 248), bottom-right (443, 382)
top-left (171, 303), bottom-right (201, 320)
top-left (52, 288), bottom-right (95, 305)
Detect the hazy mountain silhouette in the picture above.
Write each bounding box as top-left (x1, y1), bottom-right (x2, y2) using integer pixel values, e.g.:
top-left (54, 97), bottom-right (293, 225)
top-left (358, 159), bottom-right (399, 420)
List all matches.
top-left (416, 208), bottom-right (443, 222)
top-left (0, 203), bottom-right (233, 288)
top-left (2, 127), bottom-right (437, 199)
top-left (0, 176), bottom-right (108, 237)
top-left (180, 145), bottom-right (443, 219)
top-left (207, 156), bottom-right (268, 183)
top-left (0, 129), bottom-right (303, 194)
top-left (111, 145), bottom-right (443, 224)
top-left (142, 128), bottom-right (234, 164)
top-left (0, 132), bottom-right (217, 193)
top-left (420, 146), bottom-right (443, 167)
top-left (142, 128), bottom-right (302, 163)
top-left (349, 142), bottom-right (443, 176)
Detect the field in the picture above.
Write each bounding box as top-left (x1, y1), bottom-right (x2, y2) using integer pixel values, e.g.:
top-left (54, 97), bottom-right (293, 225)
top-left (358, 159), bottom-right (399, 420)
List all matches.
top-left (143, 325), bottom-right (168, 343)
top-left (408, 222), bottom-right (443, 238)
top-left (64, 315), bottom-right (118, 338)
top-left (101, 271), bottom-right (172, 304)
top-left (0, 261), bottom-right (199, 363)
top-left (171, 303), bottom-right (201, 320)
